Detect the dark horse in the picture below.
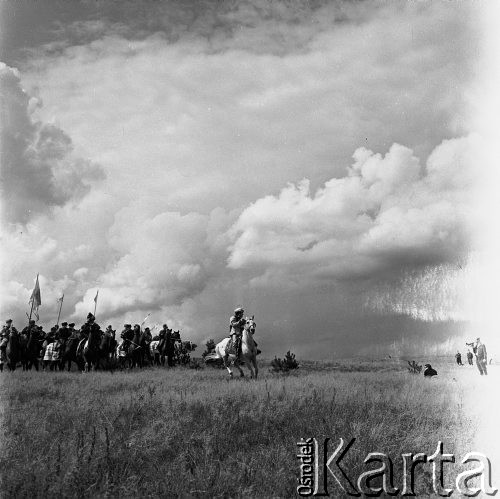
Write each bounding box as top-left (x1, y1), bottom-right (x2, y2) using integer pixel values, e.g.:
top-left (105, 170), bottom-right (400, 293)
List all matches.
top-left (83, 329), bottom-right (116, 372)
top-left (129, 328), bottom-right (143, 368)
top-left (6, 330), bottom-right (22, 371)
top-left (83, 327), bottom-right (102, 372)
top-left (61, 336), bottom-right (84, 372)
top-left (24, 330), bottom-right (42, 371)
top-left (158, 329), bottom-right (178, 367)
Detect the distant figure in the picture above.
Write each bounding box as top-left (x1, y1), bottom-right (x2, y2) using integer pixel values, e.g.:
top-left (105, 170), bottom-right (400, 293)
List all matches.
top-left (474, 338), bottom-right (488, 376)
top-left (424, 364), bottom-right (438, 377)
top-left (467, 350), bottom-right (473, 365)
top-left (455, 351), bottom-right (463, 366)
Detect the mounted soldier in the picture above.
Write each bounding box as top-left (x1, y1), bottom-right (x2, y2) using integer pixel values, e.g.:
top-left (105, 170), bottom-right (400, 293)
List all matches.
top-left (21, 319), bottom-right (37, 337)
top-left (228, 307), bottom-right (246, 358)
top-left (141, 327), bottom-right (153, 365)
top-left (68, 323), bottom-right (77, 338)
top-left (81, 313), bottom-right (102, 372)
top-left (130, 324), bottom-right (142, 368)
top-left (2, 319), bottom-right (18, 336)
top-left (80, 313), bottom-right (100, 337)
top-left (121, 324), bottom-right (133, 346)
top-left (21, 320), bottom-right (37, 370)
top-left (19, 320), bottom-right (40, 371)
top-left (59, 322), bottom-right (70, 342)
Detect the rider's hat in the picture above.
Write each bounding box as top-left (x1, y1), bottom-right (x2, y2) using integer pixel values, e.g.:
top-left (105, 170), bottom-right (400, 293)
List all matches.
top-left (234, 307), bottom-right (244, 314)
top-left (87, 313), bottom-right (95, 320)
top-left (61, 322), bottom-right (68, 326)
top-left (69, 323), bottom-right (75, 327)
top-left (6, 319), bottom-right (12, 324)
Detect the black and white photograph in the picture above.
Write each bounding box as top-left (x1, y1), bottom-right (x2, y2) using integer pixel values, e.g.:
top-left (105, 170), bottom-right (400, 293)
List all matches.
top-left (0, 0), bottom-right (499, 497)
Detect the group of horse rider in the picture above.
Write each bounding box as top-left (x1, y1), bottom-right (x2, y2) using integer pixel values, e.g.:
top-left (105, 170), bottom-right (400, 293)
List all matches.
top-left (0, 305), bottom-right (256, 372)
top-left (0, 312), bottom-right (184, 372)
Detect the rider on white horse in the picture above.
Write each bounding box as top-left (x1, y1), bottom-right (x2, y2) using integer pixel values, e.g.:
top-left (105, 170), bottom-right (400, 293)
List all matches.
top-left (228, 307), bottom-right (246, 358)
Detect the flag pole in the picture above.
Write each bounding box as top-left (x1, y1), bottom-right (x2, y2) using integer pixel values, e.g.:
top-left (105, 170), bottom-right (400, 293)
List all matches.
top-left (56, 294), bottom-right (64, 327)
top-left (28, 273), bottom-right (39, 321)
top-left (93, 290), bottom-right (99, 319)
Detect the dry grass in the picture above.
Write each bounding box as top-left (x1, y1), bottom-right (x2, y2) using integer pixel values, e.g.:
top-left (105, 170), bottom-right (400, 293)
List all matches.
top-left (0, 358), bottom-right (478, 498)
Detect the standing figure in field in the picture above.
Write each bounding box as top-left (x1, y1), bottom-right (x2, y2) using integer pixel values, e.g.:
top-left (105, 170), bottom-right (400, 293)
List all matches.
top-left (51, 336), bottom-right (62, 371)
top-left (43, 327), bottom-right (57, 370)
top-left (467, 349), bottom-right (474, 365)
top-left (474, 338), bottom-right (488, 376)
top-left (117, 340), bottom-right (128, 369)
top-left (455, 351), bottom-right (463, 366)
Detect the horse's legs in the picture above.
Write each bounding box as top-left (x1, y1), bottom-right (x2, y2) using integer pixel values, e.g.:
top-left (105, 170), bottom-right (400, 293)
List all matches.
top-left (236, 363), bottom-right (245, 378)
top-left (222, 355), bottom-right (234, 377)
top-left (252, 358), bottom-right (258, 379)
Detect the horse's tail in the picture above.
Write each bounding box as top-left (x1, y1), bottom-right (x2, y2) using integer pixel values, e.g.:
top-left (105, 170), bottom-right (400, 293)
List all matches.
top-left (203, 352), bottom-right (220, 362)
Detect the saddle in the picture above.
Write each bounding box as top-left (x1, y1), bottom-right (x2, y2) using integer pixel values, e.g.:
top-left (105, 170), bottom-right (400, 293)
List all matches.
top-left (225, 336), bottom-right (240, 357)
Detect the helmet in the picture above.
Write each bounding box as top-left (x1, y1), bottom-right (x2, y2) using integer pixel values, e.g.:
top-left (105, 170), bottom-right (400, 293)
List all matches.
top-left (234, 307), bottom-right (244, 314)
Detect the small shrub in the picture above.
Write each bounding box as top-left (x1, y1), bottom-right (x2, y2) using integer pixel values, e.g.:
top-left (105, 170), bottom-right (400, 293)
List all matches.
top-left (407, 360), bottom-right (422, 374)
top-left (174, 341), bottom-right (197, 365)
top-left (202, 339), bottom-right (216, 358)
top-left (202, 338), bottom-right (224, 368)
top-left (189, 358), bottom-right (204, 369)
top-left (270, 351), bottom-right (299, 373)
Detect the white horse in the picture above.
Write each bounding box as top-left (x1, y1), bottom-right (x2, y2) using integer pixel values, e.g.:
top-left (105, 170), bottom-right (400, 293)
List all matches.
top-left (205, 316), bottom-right (259, 378)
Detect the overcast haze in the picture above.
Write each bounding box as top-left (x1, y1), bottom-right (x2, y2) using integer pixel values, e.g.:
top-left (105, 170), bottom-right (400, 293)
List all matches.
top-left (0, 1), bottom-right (488, 357)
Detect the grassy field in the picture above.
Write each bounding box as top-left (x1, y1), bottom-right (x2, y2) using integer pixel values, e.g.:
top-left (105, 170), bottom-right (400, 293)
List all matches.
top-left (0, 357), bottom-right (490, 498)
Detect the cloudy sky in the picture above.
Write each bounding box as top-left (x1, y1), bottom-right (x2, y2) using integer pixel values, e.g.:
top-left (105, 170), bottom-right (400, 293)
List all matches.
top-left (0, 0), bottom-right (493, 357)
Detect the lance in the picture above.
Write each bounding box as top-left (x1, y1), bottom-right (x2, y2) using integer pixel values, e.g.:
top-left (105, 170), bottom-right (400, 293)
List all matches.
top-left (93, 290), bottom-right (99, 318)
top-left (56, 294), bottom-right (64, 327)
top-left (29, 273), bottom-right (40, 322)
top-left (140, 313), bottom-right (151, 327)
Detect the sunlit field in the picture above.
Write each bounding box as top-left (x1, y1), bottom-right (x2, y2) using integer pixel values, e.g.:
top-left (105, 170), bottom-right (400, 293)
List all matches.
top-left (0, 357), bottom-right (495, 498)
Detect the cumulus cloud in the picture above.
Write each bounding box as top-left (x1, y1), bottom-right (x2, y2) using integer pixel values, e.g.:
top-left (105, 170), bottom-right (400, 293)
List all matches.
top-left (228, 135), bottom-right (480, 287)
top-left (0, 63), bottom-right (105, 224)
top-left (72, 208), bottom-right (229, 318)
top-left (0, 1), bottom-right (484, 355)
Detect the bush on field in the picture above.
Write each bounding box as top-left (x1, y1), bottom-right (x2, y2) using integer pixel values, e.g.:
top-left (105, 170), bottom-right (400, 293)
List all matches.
top-left (202, 339), bottom-right (216, 358)
top-left (189, 358), bottom-right (204, 369)
top-left (174, 341), bottom-right (197, 365)
top-left (202, 338), bottom-right (224, 368)
top-left (270, 351), bottom-right (299, 373)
